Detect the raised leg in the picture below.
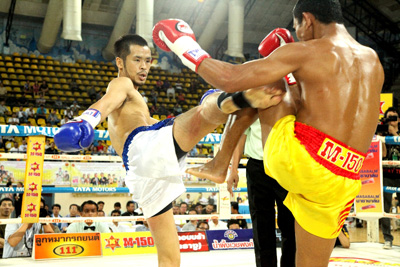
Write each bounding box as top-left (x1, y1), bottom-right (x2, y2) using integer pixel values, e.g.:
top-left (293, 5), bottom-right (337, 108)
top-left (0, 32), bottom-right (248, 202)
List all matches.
top-left (147, 209), bottom-right (180, 267)
top-left (294, 221), bottom-right (335, 267)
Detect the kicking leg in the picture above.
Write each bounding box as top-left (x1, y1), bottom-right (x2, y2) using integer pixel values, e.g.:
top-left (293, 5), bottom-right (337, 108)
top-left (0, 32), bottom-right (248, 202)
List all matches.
top-left (147, 208), bottom-right (180, 267)
top-left (295, 220), bottom-right (335, 267)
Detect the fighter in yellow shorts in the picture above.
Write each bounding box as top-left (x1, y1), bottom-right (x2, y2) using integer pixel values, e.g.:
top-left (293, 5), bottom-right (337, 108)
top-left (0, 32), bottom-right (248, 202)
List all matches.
top-left (264, 115), bottom-right (364, 239)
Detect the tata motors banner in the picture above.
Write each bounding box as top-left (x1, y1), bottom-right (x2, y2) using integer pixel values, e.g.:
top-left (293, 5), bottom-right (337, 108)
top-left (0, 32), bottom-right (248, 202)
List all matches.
top-left (206, 229), bottom-right (254, 251)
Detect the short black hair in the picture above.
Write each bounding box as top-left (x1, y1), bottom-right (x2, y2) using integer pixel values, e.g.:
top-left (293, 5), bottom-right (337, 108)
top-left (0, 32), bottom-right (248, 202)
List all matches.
top-left (231, 201), bottom-right (239, 211)
top-left (111, 209), bottom-right (121, 216)
top-left (6, 181), bottom-right (12, 187)
top-left (97, 201), bottom-right (105, 205)
top-left (81, 200), bottom-right (98, 211)
top-left (114, 202), bottom-right (121, 208)
top-left (114, 34), bottom-right (148, 61)
top-left (293, 0), bottom-right (344, 24)
top-left (384, 107), bottom-right (399, 118)
top-left (69, 203), bottom-right (80, 212)
top-left (126, 200), bottom-right (135, 207)
top-left (52, 204), bottom-right (61, 210)
top-left (0, 197), bottom-right (13, 206)
top-left (180, 202), bottom-right (188, 207)
top-left (227, 219), bottom-right (241, 229)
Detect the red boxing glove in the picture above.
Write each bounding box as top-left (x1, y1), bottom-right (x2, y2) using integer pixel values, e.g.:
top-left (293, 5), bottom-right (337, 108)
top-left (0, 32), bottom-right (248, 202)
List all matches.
top-left (258, 28), bottom-right (294, 57)
top-left (153, 19), bottom-right (211, 72)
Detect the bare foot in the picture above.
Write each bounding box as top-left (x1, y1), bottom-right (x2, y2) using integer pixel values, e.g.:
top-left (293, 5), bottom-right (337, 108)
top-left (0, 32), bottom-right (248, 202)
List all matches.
top-left (186, 158), bottom-right (229, 184)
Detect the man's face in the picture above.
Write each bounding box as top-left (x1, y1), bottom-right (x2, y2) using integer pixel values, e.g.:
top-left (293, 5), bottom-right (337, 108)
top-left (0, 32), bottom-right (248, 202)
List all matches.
top-left (70, 205), bottom-right (79, 216)
top-left (172, 206), bottom-right (180, 215)
top-left (180, 204), bottom-right (187, 214)
top-left (127, 203), bottom-right (135, 213)
top-left (53, 206), bottom-right (60, 216)
top-left (118, 45), bottom-right (152, 88)
top-left (98, 203), bottom-right (104, 211)
top-left (195, 205), bottom-right (203, 213)
top-left (97, 211), bottom-right (105, 217)
top-left (197, 223), bottom-right (209, 231)
top-left (387, 111), bottom-right (399, 127)
top-left (205, 205), bottom-right (213, 214)
top-left (229, 223), bottom-right (240, 230)
top-left (0, 200), bottom-right (13, 217)
top-left (82, 204), bottom-right (98, 218)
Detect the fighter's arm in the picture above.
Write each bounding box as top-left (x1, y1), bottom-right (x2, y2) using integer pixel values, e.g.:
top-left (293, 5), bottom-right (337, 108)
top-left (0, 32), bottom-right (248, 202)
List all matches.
top-left (227, 134), bottom-right (246, 197)
top-left (197, 42), bottom-right (307, 93)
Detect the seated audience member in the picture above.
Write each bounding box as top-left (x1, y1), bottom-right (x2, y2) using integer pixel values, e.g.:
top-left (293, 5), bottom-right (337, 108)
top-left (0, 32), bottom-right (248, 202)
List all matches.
top-left (32, 81), bottom-right (40, 97)
top-left (70, 101), bottom-right (80, 116)
top-left (23, 80), bottom-right (31, 95)
top-left (136, 221), bottom-right (150, 232)
top-left (0, 198), bottom-right (14, 258)
top-left (335, 224), bottom-right (350, 248)
top-left (51, 204), bottom-right (62, 231)
top-left (0, 101), bottom-right (9, 117)
top-left (25, 106), bottom-right (35, 120)
top-left (9, 142), bottom-right (20, 153)
top-left (63, 107), bottom-right (74, 120)
top-left (97, 201), bottom-right (105, 212)
top-left (181, 210), bottom-right (198, 232)
top-left (39, 80), bottom-right (49, 96)
top-left (121, 201), bottom-right (138, 217)
top-left (166, 85), bottom-right (175, 100)
top-left (109, 210), bottom-right (131, 233)
top-left (209, 211), bottom-right (228, 230)
top-left (230, 202), bottom-right (248, 229)
top-left (113, 202), bottom-right (121, 212)
top-left (196, 220), bottom-right (209, 231)
top-left (202, 204), bottom-right (214, 214)
top-left (194, 204), bottom-right (203, 215)
top-left (67, 200), bottom-right (110, 233)
top-left (47, 109), bottom-right (60, 126)
top-left (98, 210), bottom-right (106, 217)
top-left (35, 105), bottom-right (47, 122)
top-left (177, 92), bottom-right (186, 105)
top-left (45, 142), bottom-right (59, 154)
top-left (227, 220), bottom-right (241, 230)
top-left (3, 208), bottom-right (53, 258)
top-left (179, 202), bottom-right (188, 215)
top-left (16, 107), bottom-right (28, 124)
top-left (175, 82), bottom-right (182, 91)
top-left (61, 204), bottom-right (80, 232)
top-left (54, 96), bottom-right (63, 109)
top-left (60, 115), bottom-right (69, 126)
top-left (35, 92), bottom-right (46, 106)
top-left (7, 113), bottom-right (19, 125)
top-left (18, 139), bottom-right (28, 153)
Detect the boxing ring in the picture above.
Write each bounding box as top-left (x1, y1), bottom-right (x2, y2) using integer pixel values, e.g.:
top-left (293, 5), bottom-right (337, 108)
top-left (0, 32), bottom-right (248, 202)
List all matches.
top-left (0, 125), bottom-right (400, 266)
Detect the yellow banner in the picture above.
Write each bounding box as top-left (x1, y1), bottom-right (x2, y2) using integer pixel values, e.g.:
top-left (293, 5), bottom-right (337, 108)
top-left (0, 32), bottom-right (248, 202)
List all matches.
top-left (34, 232), bottom-right (102, 260)
top-left (102, 232), bottom-right (157, 256)
top-left (21, 136), bottom-right (45, 223)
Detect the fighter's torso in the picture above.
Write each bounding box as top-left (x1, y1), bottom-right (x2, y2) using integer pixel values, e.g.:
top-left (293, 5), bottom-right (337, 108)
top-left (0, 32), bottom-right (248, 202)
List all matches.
top-left (294, 35), bottom-right (383, 153)
top-left (107, 88), bottom-right (154, 157)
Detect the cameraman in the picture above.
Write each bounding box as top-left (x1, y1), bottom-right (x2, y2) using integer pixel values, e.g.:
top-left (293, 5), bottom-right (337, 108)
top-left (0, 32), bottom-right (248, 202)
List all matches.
top-left (3, 207), bottom-right (53, 258)
top-left (380, 107), bottom-right (400, 250)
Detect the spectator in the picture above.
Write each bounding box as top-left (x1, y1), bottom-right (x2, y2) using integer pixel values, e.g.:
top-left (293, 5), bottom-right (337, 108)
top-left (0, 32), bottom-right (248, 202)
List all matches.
top-left (32, 81), bottom-right (40, 97)
top-left (16, 107), bottom-right (28, 123)
top-left (113, 202), bottom-right (121, 212)
top-left (7, 113), bottom-right (19, 126)
top-left (13, 182), bottom-right (23, 218)
top-left (107, 144), bottom-right (117, 156)
top-left (39, 80), bottom-right (49, 96)
top-left (44, 139), bottom-right (51, 150)
top-left (69, 79), bottom-right (78, 92)
top-left (109, 210), bottom-right (131, 232)
top-left (227, 220), bottom-right (241, 230)
top-left (162, 80), bottom-right (170, 91)
top-left (184, 194), bottom-right (192, 205)
top-left (229, 202), bottom-right (247, 229)
top-left (141, 91), bottom-right (148, 104)
top-left (181, 210), bottom-right (198, 232)
top-left (196, 220), bottom-right (209, 231)
top-left (4, 208), bottom-right (53, 258)
top-left (54, 96), bottom-right (63, 109)
top-left (0, 81), bottom-right (7, 101)
top-left (45, 142), bottom-right (59, 154)
top-left (18, 139), bottom-right (27, 153)
top-left (175, 82), bottom-right (182, 92)
top-left (51, 204), bottom-right (62, 231)
top-left (64, 107), bottom-right (74, 120)
top-left (0, 101), bottom-right (8, 118)
top-left (179, 202), bottom-right (188, 215)
top-left (166, 85), bottom-right (175, 100)
top-left (87, 86), bottom-right (97, 101)
top-left (60, 204), bottom-right (80, 232)
top-left (155, 79), bottom-right (163, 91)
top-left (97, 201), bottom-right (105, 212)
top-left (135, 221), bottom-right (150, 232)
top-left (0, 198), bottom-right (14, 258)
top-left (172, 205), bottom-right (180, 216)
top-left (194, 204), bottom-right (203, 215)
top-left (9, 142), bottom-right (20, 153)
top-left (66, 200), bottom-right (110, 233)
top-left (35, 105), bottom-right (47, 122)
top-left (202, 204), bottom-right (214, 215)
top-left (35, 92), bottom-right (46, 106)
top-left (23, 80), bottom-right (31, 95)
top-left (47, 109), bottom-right (60, 126)
top-left (197, 193), bottom-right (208, 206)
top-left (60, 115), bottom-right (69, 126)
top-left (98, 210), bottom-right (105, 217)
top-left (70, 101), bottom-right (80, 116)
top-left (209, 211), bottom-right (228, 230)
top-left (122, 201), bottom-right (138, 216)
top-left (177, 92), bottom-right (186, 105)
top-left (150, 89), bottom-right (158, 106)
top-left (25, 106), bottom-right (35, 120)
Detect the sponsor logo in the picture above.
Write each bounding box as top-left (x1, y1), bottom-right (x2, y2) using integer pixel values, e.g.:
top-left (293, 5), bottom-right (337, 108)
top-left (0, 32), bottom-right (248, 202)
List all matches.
top-left (211, 239), bottom-right (254, 249)
top-left (104, 235), bottom-right (121, 252)
top-left (53, 244), bottom-right (84, 256)
top-left (175, 20), bottom-right (193, 34)
top-left (224, 230), bottom-right (238, 241)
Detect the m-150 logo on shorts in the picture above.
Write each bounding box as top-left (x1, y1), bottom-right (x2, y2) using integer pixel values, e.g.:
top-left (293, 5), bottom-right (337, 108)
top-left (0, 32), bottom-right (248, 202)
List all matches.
top-left (317, 138), bottom-right (365, 174)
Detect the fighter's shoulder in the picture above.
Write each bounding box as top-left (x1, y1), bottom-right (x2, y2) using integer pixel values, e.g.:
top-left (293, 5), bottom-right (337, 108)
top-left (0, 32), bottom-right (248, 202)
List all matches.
top-left (106, 77), bottom-right (134, 93)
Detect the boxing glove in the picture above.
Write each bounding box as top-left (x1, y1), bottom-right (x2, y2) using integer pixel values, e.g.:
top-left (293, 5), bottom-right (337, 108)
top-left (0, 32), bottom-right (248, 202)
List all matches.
top-left (54, 109), bottom-right (101, 152)
top-left (258, 28), bottom-right (297, 86)
top-left (153, 19), bottom-right (210, 72)
top-left (258, 28), bottom-right (294, 57)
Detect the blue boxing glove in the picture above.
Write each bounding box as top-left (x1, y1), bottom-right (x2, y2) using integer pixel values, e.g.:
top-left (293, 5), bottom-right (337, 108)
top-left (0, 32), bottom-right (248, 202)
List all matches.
top-left (54, 109), bottom-right (101, 152)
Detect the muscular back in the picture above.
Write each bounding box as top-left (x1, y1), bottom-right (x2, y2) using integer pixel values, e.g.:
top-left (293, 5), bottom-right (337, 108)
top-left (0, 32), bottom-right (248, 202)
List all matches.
top-left (294, 35), bottom-right (384, 153)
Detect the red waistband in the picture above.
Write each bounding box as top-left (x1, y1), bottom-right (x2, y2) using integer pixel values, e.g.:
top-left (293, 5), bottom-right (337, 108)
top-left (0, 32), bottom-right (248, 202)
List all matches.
top-left (294, 122), bottom-right (366, 180)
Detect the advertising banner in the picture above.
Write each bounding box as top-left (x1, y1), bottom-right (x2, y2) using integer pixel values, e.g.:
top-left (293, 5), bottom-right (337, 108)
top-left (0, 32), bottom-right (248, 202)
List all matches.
top-left (101, 232), bottom-right (157, 256)
top-left (34, 232), bottom-right (102, 260)
top-left (206, 229), bottom-right (254, 251)
top-left (178, 231), bottom-right (209, 252)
